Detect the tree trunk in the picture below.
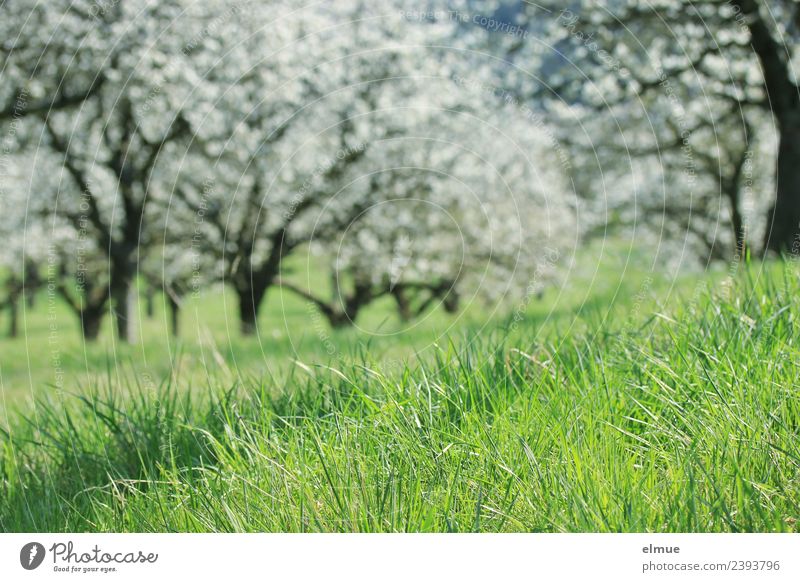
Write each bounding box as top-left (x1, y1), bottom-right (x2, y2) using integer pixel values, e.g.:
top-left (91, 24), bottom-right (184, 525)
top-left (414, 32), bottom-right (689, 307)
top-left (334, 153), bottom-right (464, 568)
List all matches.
top-left (731, 201), bottom-right (747, 258)
top-left (111, 277), bottom-right (137, 343)
top-left (7, 294), bottom-right (19, 338)
top-left (80, 308), bottom-right (103, 341)
top-left (443, 288), bottom-right (460, 314)
top-left (391, 286), bottom-right (412, 321)
top-left (145, 286), bottom-right (155, 318)
top-left (764, 116), bottom-right (800, 254)
top-left (24, 261), bottom-right (39, 308)
top-left (237, 284), bottom-right (268, 336)
top-left (722, 176), bottom-right (747, 259)
top-left (167, 293), bottom-right (180, 338)
top-left (326, 310), bottom-right (355, 329)
top-left (730, 0), bottom-right (800, 255)
top-left (332, 281), bottom-right (373, 327)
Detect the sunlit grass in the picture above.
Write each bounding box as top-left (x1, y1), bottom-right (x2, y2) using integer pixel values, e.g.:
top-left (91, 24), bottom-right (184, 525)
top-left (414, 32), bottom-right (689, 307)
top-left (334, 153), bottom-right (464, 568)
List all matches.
top-left (1, 258), bottom-right (798, 532)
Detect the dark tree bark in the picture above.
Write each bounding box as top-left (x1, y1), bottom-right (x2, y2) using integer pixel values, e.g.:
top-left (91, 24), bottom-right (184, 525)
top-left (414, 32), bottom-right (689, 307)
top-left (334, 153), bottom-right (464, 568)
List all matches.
top-left (721, 139), bottom-right (750, 260)
top-left (7, 293), bottom-right (19, 338)
top-left (336, 281), bottom-right (373, 327)
top-left (236, 283), bottom-right (269, 336)
top-left (730, 0), bottom-right (800, 254)
top-left (0, 77), bottom-right (105, 121)
top-left (230, 223), bottom-right (291, 336)
top-left (727, 180), bottom-right (747, 259)
top-left (145, 286), bottom-right (155, 318)
top-left (55, 262), bottom-right (110, 342)
top-left (765, 115), bottom-right (800, 253)
top-left (111, 274), bottom-right (136, 344)
top-left (391, 286), bottom-right (412, 322)
top-left (167, 292), bottom-right (180, 338)
top-left (277, 277), bottom-right (378, 329)
top-left (80, 307), bottom-right (104, 341)
top-left (24, 289), bottom-right (36, 309)
top-left (326, 311), bottom-right (353, 329)
top-left (3, 276), bottom-right (23, 338)
top-left (443, 288), bottom-right (460, 314)
top-left (390, 280), bottom-right (460, 318)
top-left (24, 261), bottom-right (40, 309)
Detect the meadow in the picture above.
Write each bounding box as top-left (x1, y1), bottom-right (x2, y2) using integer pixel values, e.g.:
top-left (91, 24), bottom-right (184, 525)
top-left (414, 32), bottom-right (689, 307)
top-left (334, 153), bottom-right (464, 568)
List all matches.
top-left (1, 249), bottom-right (799, 532)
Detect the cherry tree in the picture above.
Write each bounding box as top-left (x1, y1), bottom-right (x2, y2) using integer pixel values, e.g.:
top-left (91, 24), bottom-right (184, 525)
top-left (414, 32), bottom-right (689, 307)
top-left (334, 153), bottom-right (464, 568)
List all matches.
top-left (139, 240), bottom-right (217, 338)
top-left (0, 156), bottom-right (47, 337)
top-left (281, 81), bottom-right (576, 327)
top-left (1, 0), bottom-right (579, 342)
top-left (164, 1), bottom-right (466, 335)
top-left (555, 97), bottom-right (776, 264)
top-left (0, 0), bottom-right (214, 342)
top-left (508, 0), bottom-right (799, 255)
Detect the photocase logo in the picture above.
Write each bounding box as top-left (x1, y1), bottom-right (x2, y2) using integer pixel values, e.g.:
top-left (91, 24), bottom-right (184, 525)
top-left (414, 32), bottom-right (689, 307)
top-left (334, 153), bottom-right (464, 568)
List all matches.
top-left (20, 542), bottom-right (46, 570)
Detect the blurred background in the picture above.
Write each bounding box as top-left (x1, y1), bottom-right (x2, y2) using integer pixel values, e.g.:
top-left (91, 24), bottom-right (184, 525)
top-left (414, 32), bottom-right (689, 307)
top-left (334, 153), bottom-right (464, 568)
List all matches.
top-left (0, 0), bottom-right (796, 399)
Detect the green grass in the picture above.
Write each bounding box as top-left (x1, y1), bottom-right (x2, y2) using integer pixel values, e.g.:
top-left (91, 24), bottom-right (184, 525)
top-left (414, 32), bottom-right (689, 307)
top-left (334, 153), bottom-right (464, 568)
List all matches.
top-left (1, 253), bottom-right (799, 532)
top-left (0, 267), bottom-right (534, 408)
top-left (0, 243), bottom-right (666, 407)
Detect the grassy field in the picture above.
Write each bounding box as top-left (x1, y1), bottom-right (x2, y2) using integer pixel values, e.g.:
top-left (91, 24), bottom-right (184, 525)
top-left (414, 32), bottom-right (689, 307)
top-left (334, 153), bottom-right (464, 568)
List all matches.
top-left (1, 250), bottom-right (799, 532)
